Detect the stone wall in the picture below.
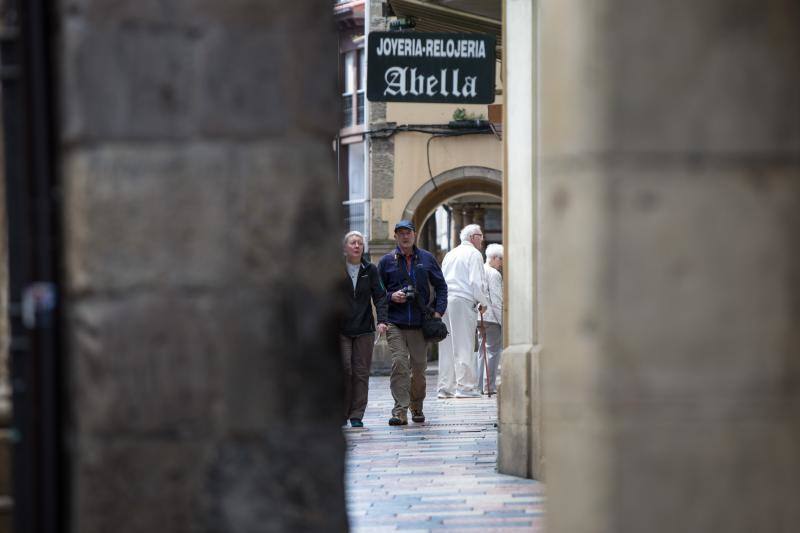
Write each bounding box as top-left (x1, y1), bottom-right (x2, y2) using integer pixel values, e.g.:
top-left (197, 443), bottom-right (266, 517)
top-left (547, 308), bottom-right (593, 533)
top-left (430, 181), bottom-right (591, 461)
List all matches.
top-left (0, 69), bottom-right (10, 533)
top-left (59, 1), bottom-right (347, 531)
top-left (538, 1), bottom-right (800, 532)
top-left (369, 133), bottom-right (394, 245)
top-left (368, 0), bottom-right (392, 247)
top-left (0, 88), bottom-right (7, 423)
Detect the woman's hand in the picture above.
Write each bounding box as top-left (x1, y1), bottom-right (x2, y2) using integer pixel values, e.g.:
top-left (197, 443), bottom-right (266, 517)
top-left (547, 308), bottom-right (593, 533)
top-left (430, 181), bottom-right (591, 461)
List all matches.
top-left (377, 323), bottom-right (388, 335)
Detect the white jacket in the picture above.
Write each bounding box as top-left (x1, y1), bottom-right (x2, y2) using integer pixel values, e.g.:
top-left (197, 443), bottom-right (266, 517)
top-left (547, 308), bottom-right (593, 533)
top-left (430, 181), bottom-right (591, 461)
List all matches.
top-left (482, 263), bottom-right (503, 325)
top-left (441, 243), bottom-right (488, 307)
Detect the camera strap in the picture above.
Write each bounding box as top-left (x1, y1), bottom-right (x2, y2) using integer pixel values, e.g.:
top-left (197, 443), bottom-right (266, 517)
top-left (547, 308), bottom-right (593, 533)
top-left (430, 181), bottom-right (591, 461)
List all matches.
top-left (395, 254), bottom-right (435, 318)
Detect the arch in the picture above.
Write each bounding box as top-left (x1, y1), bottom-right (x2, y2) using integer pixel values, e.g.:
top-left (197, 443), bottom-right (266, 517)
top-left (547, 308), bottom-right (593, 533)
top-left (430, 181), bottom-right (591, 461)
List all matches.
top-left (402, 166), bottom-right (502, 230)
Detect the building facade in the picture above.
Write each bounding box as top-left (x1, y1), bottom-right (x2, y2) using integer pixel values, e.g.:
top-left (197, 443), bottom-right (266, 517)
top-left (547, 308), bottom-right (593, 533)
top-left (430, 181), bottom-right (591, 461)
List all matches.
top-left (337, 0), bottom-right (503, 264)
top-left (335, 0), bottom-right (503, 373)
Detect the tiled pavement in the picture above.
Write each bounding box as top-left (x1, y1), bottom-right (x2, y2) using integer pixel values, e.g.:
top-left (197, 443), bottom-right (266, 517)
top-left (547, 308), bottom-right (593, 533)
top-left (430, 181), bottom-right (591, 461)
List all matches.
top-left (344, 368), bottom-right (545, 532)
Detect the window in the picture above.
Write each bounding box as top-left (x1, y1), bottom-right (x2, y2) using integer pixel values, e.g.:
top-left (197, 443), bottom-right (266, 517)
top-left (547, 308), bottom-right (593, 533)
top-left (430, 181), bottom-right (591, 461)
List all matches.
top-left (483, 206), bottom-right (503, 244)
top-left (343, 142), bottom-right (368, 237)
top-left (435, 205), bottom-right (451, 251)
top-left (342, 51), bottom-right (356, 127)
top-left (348, 141), bottom-right (365, 199)
top-left (338, 36), bottom-right (368, 238)
top-left (341, 48), bottom-right (366, 128)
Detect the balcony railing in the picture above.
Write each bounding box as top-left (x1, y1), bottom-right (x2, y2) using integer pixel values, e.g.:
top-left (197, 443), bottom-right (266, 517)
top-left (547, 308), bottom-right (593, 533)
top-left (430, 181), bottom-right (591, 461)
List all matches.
top-left (356, 91), bottom-right (365, 125)
top-left (342, 94), bottom-right (354, 128)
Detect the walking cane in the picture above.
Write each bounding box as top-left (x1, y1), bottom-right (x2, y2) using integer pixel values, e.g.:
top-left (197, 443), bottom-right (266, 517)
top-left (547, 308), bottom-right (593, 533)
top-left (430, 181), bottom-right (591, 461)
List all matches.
top-left (479, 309), bottom-right (492, 397)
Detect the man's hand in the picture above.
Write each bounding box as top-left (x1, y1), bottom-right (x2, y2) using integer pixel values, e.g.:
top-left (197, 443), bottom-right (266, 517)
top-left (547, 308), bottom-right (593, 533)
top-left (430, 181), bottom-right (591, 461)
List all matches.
top-left (391, 290), bottom-right (408, 303)
top-left (377, 323), bottom-right (388, 335)
top-left (433, 312), bottom-right (442, 319)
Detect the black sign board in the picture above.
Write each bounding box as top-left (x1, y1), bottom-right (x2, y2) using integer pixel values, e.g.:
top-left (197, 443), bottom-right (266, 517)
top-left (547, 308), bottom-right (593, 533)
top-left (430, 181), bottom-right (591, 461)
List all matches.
top-left (367, 32), bottom-right (496, 104)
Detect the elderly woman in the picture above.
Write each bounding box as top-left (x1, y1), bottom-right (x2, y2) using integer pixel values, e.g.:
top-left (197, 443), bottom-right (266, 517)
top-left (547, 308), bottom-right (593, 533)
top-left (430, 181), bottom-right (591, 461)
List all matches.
top-left (341, 231), bottom-right (388, 428)
top-left (477, 243), bottom-right (503, 395)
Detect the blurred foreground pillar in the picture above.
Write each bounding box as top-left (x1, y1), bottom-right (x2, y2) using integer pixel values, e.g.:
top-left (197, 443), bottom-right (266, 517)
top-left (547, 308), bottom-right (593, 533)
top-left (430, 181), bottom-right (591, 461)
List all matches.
top-left (497, 0), bottom-right (542, 480)
top-left (535, 1), bottom-right (800, 532)
top-left (60, 2), bottom-right (346, 531)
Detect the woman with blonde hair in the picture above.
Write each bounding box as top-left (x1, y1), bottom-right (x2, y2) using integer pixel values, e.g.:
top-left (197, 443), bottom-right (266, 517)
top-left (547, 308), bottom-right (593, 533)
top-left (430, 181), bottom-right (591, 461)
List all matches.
top-left (340, 231), bottom-right (388, 428)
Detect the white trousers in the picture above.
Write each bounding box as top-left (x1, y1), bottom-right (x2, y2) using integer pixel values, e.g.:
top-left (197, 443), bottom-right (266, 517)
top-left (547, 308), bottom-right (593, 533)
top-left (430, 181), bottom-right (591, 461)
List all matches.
top-left (438, 296), bottom-right (479, 396)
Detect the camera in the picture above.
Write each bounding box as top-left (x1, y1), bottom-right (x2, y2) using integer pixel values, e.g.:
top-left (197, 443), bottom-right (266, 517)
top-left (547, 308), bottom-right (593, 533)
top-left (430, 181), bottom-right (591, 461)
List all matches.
top-left (401, 284), bottom-right (416, 301)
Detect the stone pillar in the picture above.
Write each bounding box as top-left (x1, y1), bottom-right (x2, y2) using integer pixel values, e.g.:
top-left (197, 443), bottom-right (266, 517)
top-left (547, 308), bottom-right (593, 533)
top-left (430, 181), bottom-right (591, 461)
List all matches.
top-left (367, 0), bottom-right (393, 249)
top-left (464, 206), bottom-right (475, 226)
top-left (451, 204), bottom-right (464, 238)
top-left (538, 1), bottom-right (800, 532)
top-left (0, 96), bottom-right (7, 425)
top-left (498, 0), bottom-right (541, 480)
top-left (0, 81), bottom-right (9, 532)
top-left (60, 2), bottom-right (347, 532)
top-left (471, 207), bottom-right (486, 232)
top-left (367, 0), bottom-right (388, 126)
top-left (425, 214), bottom-right (437, 251)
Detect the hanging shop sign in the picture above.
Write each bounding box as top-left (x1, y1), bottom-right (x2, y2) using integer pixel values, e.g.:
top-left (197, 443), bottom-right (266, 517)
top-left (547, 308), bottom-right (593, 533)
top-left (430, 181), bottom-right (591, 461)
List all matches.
top-left (367, 32), bottom-right (496, 104)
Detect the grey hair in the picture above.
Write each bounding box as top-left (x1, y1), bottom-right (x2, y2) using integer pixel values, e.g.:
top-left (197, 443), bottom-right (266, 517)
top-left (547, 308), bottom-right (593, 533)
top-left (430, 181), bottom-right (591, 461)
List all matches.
top-left (459, 224), bottom-right (482, 243)
top-left (485, 243), bottom-right (503, 262)
top-left (343, 230), bottom-right (365, 247)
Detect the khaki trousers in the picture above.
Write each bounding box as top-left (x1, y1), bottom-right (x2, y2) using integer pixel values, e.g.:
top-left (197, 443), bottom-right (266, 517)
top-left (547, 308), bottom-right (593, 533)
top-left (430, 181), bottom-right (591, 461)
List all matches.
top-left (340, 333), bottom-right (374, 420)
top-left (386, 324), bottom-right (428, 417)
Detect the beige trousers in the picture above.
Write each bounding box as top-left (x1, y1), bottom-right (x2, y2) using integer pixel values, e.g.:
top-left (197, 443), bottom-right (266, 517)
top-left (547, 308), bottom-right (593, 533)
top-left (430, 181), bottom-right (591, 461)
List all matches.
top-left (386, 324), bottom-right (429, 417)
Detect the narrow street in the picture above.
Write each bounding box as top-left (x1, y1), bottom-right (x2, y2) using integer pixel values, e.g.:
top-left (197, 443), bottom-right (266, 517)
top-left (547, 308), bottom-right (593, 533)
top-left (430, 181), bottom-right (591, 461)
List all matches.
top-left (344, 369), bottom-right (545, 532)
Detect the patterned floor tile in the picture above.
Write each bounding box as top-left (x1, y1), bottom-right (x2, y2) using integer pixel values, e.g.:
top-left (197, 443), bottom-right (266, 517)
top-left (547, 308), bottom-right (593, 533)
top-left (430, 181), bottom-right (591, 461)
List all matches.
top-left (345, 369), bottom-right (545, 532)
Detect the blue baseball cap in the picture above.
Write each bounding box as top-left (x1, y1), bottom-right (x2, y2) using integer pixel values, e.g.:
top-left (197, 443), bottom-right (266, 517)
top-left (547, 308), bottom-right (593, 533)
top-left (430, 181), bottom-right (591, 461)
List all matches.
top-left (394, 220), bottom-right (416, 232)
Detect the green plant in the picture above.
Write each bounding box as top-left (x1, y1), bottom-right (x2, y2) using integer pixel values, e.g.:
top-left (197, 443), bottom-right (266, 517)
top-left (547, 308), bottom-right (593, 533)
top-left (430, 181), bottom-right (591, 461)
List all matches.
top-left (452, 108), bottom-right (485, 121)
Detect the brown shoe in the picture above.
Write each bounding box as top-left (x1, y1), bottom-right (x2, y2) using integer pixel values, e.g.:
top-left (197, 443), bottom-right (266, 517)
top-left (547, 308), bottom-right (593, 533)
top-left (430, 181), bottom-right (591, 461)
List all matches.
top-left (388, 411), bottom-right (408, 426)
top-left (411, 410), bottom-right (425, 423)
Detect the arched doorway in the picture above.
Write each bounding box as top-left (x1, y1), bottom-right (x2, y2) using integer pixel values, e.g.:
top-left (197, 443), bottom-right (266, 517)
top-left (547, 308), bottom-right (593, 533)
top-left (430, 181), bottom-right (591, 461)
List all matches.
top-left (401, 166), bottom-right (502, 262)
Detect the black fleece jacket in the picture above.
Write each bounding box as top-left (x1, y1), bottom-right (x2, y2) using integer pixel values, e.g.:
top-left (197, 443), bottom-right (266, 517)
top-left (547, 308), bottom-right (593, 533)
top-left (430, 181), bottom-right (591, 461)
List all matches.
top-left (340, 258), bottom-right (389, 337)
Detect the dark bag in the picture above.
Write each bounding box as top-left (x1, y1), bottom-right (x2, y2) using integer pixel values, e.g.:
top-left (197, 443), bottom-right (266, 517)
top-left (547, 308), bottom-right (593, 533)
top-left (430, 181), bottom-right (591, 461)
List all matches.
top-left (397, 256), bottom-right (449, 343)
top-left (420, 314), bottom-right (449, 343)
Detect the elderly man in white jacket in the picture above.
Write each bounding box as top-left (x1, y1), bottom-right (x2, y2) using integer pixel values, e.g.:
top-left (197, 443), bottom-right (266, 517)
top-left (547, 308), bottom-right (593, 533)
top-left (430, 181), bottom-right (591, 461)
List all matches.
top-left (438, 224), bottom-right (489, 398)
top-left (477, 244), bottom-right (503, 394)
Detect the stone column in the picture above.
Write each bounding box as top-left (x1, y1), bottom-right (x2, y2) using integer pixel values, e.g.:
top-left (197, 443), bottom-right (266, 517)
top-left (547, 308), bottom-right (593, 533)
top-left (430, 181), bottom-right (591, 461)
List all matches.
top-left (498, 0), bottom-right (541, 480)
top-left (471, 207), bottom-right (486, 232)
top-left (367, 0), bottom-right (393, 250)
top-left (425, 214), bottom-right (437, 252)
top-left (539, 1), bottom-right (800, 532)
top-left (451, 204), bottom-right (464, 238)
top-left (0, 98), bottom-right (7, 425)
top-left (60, 2), bottom-right (347, 532)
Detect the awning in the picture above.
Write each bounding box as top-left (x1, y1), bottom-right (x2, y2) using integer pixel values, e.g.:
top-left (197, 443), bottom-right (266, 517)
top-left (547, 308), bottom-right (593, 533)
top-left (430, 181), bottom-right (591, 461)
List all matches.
top-left (387, 0), bottom-right (502, 55)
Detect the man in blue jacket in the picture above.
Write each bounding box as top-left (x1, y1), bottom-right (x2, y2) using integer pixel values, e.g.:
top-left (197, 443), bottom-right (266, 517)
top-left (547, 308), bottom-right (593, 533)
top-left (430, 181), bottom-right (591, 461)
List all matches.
top-left (378, 220), bottom-right (448, 426)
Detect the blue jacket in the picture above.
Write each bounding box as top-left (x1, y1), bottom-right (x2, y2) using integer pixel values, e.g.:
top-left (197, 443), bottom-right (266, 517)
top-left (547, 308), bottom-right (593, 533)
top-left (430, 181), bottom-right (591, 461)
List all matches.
top-left (378, 246), bottom-right (448, 328)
